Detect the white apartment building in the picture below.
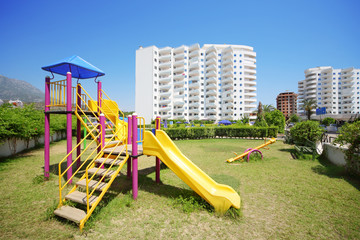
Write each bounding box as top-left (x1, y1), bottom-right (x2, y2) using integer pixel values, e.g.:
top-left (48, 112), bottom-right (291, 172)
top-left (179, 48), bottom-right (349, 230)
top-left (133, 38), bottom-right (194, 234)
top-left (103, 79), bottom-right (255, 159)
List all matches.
top-left (135, 44), bottom-right (257, 123)
top-left (298, 66), bottom-right (360, 118)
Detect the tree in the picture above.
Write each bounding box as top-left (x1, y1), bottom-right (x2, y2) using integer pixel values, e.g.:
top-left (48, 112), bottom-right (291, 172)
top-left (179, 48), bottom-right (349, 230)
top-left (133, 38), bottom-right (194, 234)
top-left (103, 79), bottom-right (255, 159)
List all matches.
top-left (302, 99), bottom-right (317, 120)
top-left (263, 104), bottom-right (275, 113)
top-left (254, 102), bottom-right (268, 127)
top-left (289, 114), bottom-right (300, 123)
top-left (290, 121), bottom-right (324, 145)
top-left (265, 109), bottom-right (286, 133)
top-left (322, 117), bottom-right (335, 126)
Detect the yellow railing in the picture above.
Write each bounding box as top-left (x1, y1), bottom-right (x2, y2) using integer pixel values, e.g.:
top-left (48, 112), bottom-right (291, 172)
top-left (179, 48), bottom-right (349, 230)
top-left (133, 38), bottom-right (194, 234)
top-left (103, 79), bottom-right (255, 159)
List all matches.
top-left (58, 124), bottom-right (102, 205)
top-left (47, 79), bottom-right (67, 107)
top-left (136, 116), bottom-right (145, 143)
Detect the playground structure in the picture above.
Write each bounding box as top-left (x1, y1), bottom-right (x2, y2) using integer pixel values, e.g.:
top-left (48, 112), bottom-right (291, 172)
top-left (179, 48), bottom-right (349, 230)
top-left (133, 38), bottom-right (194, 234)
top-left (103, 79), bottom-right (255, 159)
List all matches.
top-left (226, 138), bottom-right (276, 163)
top-left (42, 56), bottom-right (240, 230)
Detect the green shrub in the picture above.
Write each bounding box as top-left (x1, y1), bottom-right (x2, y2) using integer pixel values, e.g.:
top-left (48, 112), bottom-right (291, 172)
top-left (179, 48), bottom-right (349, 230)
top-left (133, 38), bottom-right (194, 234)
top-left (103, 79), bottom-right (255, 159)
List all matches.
top-left (334, 121), bottom-right (360, 176)
top-left (265, 109), bottom-right (285, 133)
top-left (289, 121), bottom-right (324, 145)
top-left (289, 114), bottom-right (300, 123)
top-left (322, 117), bottom-right (336, 126)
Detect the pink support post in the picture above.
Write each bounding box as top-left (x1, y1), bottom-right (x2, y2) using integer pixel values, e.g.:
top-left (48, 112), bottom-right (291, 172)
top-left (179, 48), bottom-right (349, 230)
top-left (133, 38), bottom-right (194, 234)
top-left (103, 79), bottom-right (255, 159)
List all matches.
top-left (132, 113), bottom-right (138, 200)
top-left (76, 84), bottom-right (81, 168)
top-left (155, 116), bottom-right (161, 183)
top-left (99, 113), bottom-right (106, 169)
top-left (127, 115), bottom-right (132, 179)
top-left (44, 76), bottom-right (50, 179)
top-left (66, 72), bottom-right (73, 184)
top-left (97, 81), bottom-right (102, 153)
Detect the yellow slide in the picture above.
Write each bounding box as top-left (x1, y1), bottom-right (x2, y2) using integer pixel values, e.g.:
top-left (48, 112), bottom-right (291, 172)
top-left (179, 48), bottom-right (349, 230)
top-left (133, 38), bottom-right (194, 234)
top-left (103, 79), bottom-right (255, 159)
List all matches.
top-left (143, 130), bottom-right (240, 213)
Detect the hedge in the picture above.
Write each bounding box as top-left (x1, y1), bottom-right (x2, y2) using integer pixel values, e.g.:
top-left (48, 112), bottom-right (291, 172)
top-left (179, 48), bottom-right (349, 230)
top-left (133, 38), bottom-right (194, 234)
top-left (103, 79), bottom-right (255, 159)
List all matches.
top-left (164, 127), bottom-right (278, 140)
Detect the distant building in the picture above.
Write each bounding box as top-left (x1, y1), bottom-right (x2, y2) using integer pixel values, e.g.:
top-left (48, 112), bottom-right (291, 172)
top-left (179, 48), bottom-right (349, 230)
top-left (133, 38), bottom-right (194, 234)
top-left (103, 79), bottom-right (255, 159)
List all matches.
top-left (135, 44), bottom-right (257, 123)
top-left (9, 99), bottom-right (23, 107)
top-left (276, 92), bottom-right (297, 119)
top-left (298, 66), bottom-right (360, 120)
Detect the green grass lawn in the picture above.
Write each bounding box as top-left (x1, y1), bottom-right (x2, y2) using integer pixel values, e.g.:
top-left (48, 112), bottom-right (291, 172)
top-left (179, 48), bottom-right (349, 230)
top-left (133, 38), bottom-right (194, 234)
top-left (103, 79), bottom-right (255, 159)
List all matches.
top-left (0, 138), bottom-right (359, 239)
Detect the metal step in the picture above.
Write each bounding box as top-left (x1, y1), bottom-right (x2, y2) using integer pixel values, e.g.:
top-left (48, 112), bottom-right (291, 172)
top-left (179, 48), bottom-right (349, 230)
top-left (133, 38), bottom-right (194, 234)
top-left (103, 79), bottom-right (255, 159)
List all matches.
top-left (103, 145), bottom-right (126, 155)
top-left (105, 128), bottom-right (113, 132)
top-left (105, 140), bottom-right (120, 146)
top-left (87, 168), bottom-right (117, 178)
top-left (76, 179), bottom-right (108, 191)
top-left (105, 134), bottom-right (114, 138)
top-left (54, 206), bottom-right (86, 223)
top-left (95, 157), bottom-right (124, 166)
top-left (65, 191), bottom-right (98, 206)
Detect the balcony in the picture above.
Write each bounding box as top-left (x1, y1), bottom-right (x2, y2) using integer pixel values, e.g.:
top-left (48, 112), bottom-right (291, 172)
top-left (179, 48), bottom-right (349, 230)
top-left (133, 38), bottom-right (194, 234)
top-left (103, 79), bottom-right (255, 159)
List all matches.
top-left (206, 109), bottom-right (217, 114)
top-left (173, 60), bottom-right (185, 67)
top-left (159, 99), bottom-right (171, 105)
top-left (206, 90), bottom-right (217, 96)
top-left (173, 79), bottom-right (185, 87)
top-left (222, 84), bottom-right (233, 91)
top-left (174, 53), bottom-right (185, 60)
top-left (207, 77), bottom-right (217, 84)
top-left (222, 59), bottom-right (233, 66)
top-left (206, 96), bottom-right (216, 102)
top-left (244, 74), bottom-right (256, 80)
top-left (223, 108), bottom-right (234, 114)
top-left (244, 92), bottom-right (256, 97)
top-left (222, 71), bottom-right (233, 78)
top-left (188, 89), bottom-right (200, 95)
top-left (159, 47), bottom-right (172, 55)
top-left (244, 69), bottom-right (256, 75)
top-left (222, 94), bottom-right (233, 101)
top-left (342, 90), bottom-right (353, 97)
top-left (189, 102), bottom-right (200, 107)
top-left (206, 52), bottom-right (217, 60)
top-left (173, 66), bottom-right (184, 73)
top-left (222, 65), bottom-right (233, 72)
top-left (189, 57), bottom-right (199, 63)
top-left (188, 95), bottom-right (199, 101)
top-left (159, 84), bottom-right (171, 91)
top-left (206, 46), bottom-right (217, 54)
top-left (173, 46), bottom-right (185, 54)
top-left (159, 55), bottom-right (171, 61)
top-left (321, 88), bottom-right (332, 93)
top-left (189, 108), bottom-right (200, 113)
top-left (173, 94), bottom-right (185, 99)
top-left (189, 70), bottom-right (200, 76)
top-left (206, 70), bottom-right (217, 77)
top-left (173, 74), bottom-right (185, 80)
top-left (159, 62), bottom-right (171, 69)
top-left (342, 81), bottom-right (354, 87)
top-left (188, 76), bottom-right (200, 82)
top-left (189, 49), bottom-right (199, 58)
top-left (342, 102), bottom-right (354, 107)
top-left (159, 106), bottom-right (171, 111)
top-left (189, 44), bottom-right (200, 51)
top-left (222, 52), bottom-right (233, 60)
top-left (245, 86), bottom-right (256, 91)
top-left (173, 87), bottom-right (185, 93)
top-left (222, 77), bottom-right (233, 84)
top-left (206, 102), bottom-right (217, 108)
top-left (244, 97), bottom-right (256, 102)
top-left (159, 70), bottom-right (171, 77)
top-left (206, 83), bottom-right (217, 90)
top-left (159, 91), bottom-right (171, 97)
top-left (159, 77), bottom-right (171, 84)
top-left (206, 64), bottom-right (216, 71)
top-left (173, 107), bottom-right (184, 113)
top-left (189, 81), bottom-right (200, 89)
top-left (173, 100), bottom-right (184, 106)
top-left (206, 58), bottom-right (217, 65)
top-left (189, 61), bottom-right (199, 69)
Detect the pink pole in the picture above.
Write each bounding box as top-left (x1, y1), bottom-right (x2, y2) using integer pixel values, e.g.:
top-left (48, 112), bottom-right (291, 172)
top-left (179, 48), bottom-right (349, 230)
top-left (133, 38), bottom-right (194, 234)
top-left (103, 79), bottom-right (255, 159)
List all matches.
top-left (132, 113), bottom-right (138, 200)
top-left (76, 84), bottom-right (81, 168)
top-left (66, 72), bottom-right (73, 184)
top-left (100, 113), bottom-right (105, 169)
top-left (44, 76), bottom-right (50, 179)
top-left (97, 81), bottom-right (102, 153)
top-left (127, 115), bottom-right (132, 179)
top-left (155, 116), bottom-right (161, 183)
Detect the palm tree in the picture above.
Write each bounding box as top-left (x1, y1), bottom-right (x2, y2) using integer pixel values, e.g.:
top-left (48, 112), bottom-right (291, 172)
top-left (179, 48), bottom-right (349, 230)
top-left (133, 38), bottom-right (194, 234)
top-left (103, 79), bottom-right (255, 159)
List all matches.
top-left (302, 99), bottom-right (317, 120)
top-left (263, 104), bottom-right (275, 113)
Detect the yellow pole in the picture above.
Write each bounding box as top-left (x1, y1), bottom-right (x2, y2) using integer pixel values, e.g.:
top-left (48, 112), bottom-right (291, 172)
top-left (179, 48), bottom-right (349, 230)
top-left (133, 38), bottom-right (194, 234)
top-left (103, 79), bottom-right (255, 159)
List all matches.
top-left (227, 138), bottom-right (277, 163)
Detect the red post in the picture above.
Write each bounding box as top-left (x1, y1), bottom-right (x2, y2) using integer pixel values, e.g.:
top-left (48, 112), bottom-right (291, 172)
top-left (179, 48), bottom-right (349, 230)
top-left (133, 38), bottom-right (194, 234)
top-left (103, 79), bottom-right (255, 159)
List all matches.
top-left (66, 72), bottom-right (73, 184)
top-left (155, 116), bottom-right (161, 183)
top-left (127, 115), bottom-right (132, 179)
top-left (132, 113), bottom-right (138, 200)
top-left (76, 84), bottom-right (81, 168)
top-left (44, 76), bottom-right (50, 179)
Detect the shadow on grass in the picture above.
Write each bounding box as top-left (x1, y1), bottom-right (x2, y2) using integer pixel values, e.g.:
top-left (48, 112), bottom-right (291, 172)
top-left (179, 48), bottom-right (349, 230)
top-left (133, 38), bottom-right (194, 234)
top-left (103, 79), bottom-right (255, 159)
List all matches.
top-left (0, 143), bottom-right (45, 165)
top-left (312, 154), bottom-right (360, 191)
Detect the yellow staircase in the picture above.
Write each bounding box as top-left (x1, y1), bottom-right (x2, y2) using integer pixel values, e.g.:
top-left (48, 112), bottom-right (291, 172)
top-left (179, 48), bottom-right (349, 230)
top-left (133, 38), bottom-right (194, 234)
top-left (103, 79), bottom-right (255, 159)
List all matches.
top-left (54, 85), bottom-right (129, 230)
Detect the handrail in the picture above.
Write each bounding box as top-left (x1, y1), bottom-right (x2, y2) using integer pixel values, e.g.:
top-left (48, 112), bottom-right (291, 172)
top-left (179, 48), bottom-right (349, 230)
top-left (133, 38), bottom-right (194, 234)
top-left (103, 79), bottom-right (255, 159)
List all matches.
top-left (136, 116), bottom-right (145, 143)
top-left (46, 79), bottom-right (67, 107)
top-left (58, 124), bottom-right (101, 204)
top-left (85, 123), bottom-right (128, 211)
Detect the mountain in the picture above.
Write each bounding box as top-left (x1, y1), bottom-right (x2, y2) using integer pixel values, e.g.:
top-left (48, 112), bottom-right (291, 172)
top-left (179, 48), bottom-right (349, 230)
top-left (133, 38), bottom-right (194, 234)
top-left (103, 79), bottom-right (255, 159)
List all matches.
top-left (0, 75), bottom-right (44, 102)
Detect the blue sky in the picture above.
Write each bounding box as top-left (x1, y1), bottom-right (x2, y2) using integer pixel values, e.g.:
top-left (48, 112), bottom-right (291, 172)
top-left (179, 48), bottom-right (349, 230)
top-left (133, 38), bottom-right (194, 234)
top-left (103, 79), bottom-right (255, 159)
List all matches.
top-left (0, 0), bottom-right (359, 111)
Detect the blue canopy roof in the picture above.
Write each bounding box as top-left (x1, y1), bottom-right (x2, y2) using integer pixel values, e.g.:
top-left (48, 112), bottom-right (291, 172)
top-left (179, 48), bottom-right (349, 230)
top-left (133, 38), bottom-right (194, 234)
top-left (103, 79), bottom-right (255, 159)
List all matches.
top-left (218, 120), bottom-right (232, 125)
top-left (41, 55), bottom-right (105, 79)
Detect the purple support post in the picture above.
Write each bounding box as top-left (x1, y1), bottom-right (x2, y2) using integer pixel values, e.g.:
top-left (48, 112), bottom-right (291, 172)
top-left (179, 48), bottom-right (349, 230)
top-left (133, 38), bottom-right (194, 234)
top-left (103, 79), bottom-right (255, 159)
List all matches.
top-left (127, 115), bottom-right (132, 179)
top-left (155, 116), bottom-right (161, 183)
top-left (66, 72), bottom-right (73, 184)
top-left (132, 113), bottom-right (138, 200)
top-left (44, 76), bottom-right (50, 179)
top-left (97, 81), bottom-right (102, 153)
top-left (100, 113), bottom-right (105, 169)
top-left (76, 84), bottom-right (81, 168)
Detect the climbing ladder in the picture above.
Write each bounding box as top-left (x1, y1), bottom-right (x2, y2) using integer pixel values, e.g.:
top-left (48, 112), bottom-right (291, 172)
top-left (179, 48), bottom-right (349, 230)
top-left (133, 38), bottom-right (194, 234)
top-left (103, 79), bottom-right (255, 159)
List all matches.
top-left (53, 85), bottom-right (129, 230)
